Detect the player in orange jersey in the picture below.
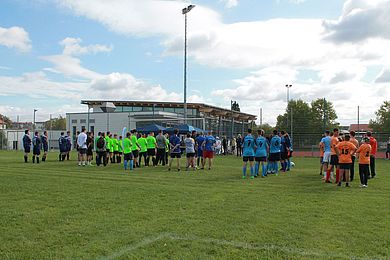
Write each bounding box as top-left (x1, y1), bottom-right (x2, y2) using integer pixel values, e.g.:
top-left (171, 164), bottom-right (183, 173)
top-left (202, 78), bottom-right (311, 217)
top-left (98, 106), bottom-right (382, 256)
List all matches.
top-left (325, 128), bottom-right (340, 183)
top-left (349, 131), bottom-right (359, 182)
top-left (335, 135), bottom-right (357, 187)
top-left (356, 137), bottom-right (371, 188)
top-left (366, 132), bottom-right (377, 178)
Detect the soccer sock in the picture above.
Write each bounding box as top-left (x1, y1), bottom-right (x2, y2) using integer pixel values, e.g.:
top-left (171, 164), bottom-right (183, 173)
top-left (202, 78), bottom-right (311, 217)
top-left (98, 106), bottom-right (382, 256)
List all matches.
top-left (326, 169), bottom-right (330, 181)
top-left (37, 157), bottom-right (39, 164)
top-left (287, 159), bottom-right (291, 170)
top-left (62, 154), bottom-right (66, 161)
top-left (274, 162), bottom-right (278, 173)
top-left (262, 164), bottom-right (267, 176)
top-left (67, 153), bottom-right (69, 160)
top-left (255, 163), bottom-right (259, 176)
top-left (197, 157), bottom-right (200, 166)
top-left (42, 155), bottom-right (46, 162)
top-left (250, 166), bottom-right (254, 177)
top-left (32, 156), bottom-right (35, 163)
top-left (242, 166), bottom-right (247, 177)
top-left (24, 155), bottom-right (28, 163)
top-left (130, 160), bottom-right (134, 170)
top-left (124, 160), bottom-right (128, 170)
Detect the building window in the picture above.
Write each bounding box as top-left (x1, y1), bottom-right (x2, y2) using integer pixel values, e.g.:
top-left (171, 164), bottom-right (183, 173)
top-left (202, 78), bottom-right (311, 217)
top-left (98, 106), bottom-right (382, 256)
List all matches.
top-left (89, 119), bottom-right (95, 123)
top-left (122, 106), bottom-right (132, 112)
top-left (133, 106), bottom-right (142, 112)
top-left (164, 107), bottom-right (175, 113)
top-left (71, 119), bottom-right (77, 123)
top-left (80, 119), bottom-right (86, 124)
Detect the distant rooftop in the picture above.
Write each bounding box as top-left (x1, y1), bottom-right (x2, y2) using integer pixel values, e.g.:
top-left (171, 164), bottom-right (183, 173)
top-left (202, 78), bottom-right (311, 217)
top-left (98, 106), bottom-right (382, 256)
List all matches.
top-left (81, 100), bottom-right (257, 121)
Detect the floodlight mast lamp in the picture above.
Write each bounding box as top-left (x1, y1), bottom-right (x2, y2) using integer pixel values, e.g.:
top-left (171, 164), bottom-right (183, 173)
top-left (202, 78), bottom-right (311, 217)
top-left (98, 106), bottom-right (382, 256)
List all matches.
top-left (182, 4), bottom-right (195, 124)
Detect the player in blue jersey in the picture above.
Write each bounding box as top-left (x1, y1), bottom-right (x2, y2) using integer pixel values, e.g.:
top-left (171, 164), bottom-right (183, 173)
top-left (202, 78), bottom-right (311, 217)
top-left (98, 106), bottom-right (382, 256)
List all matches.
top-left (320, 130), bottom-right (331, 179)
top-left (195, 132), bottom-right (205, 169)
top-left (269, 130), bottom-right (281, 175)
top-left (255, 129), bottom-right (269, 177)
top-left (280, 131), bottom-right (291, 172)
top-left (202, 131), bottom-right (216, 170)
top-left (242, 128), bottom-right (255, 179)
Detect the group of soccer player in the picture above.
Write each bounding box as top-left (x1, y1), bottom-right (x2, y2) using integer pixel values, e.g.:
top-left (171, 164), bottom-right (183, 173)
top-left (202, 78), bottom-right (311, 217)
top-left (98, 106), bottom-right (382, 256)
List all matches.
top-left (73, 128), bottom-right (218, 171)
top-left (22, 129), bottom-right (49, 164)
top-left (319, 129), bottom-right (377, 188)
top-left (240, 128), bottom-right (292, 179)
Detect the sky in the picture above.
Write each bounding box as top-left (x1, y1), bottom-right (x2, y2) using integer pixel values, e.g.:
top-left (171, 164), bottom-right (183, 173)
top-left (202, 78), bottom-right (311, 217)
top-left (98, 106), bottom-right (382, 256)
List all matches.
top-left (0, 0), bottom-right (389, 126)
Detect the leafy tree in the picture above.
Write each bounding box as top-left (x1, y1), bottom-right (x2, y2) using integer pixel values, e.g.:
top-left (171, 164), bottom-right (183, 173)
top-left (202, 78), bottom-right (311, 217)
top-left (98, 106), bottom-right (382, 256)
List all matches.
top-left (0, 130), bottom-right (7, 149)
top-left (310, 98), bottom-right (339, 132)
top-left (276, 99), bottom-right (313, 133)
top-left (369, 101), bottom-right (390, 132)
top-left (231, 101), bottom-right (240, 112)
top-left (44, 116), bottom-right (66, 130)
top-left (0, 114), bottom-right (12, 128)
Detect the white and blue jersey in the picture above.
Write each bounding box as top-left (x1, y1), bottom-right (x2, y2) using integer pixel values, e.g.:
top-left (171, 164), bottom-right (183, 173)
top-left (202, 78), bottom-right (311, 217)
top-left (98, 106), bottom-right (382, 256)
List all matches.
top-left (243, 134), bottom-right (255, 157)
top-left (321, 136), bottom-right (331, 153)
top-left (255, 136), bottom-right (268, 158)
top-left (270, 136), bottom-right (281, 154)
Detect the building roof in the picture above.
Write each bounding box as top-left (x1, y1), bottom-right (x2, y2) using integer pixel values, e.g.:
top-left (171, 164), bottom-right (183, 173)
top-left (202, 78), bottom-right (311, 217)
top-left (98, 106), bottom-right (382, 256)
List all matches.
top-left (81, 100), bottom-right (257, 121)
top-left (349, 124), bottom-right (372, 132)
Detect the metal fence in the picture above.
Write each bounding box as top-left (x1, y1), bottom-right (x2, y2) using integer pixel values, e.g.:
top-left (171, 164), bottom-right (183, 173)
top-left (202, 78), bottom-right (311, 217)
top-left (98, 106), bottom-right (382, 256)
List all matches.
top-left (291, 132), bottom-right (390, 151)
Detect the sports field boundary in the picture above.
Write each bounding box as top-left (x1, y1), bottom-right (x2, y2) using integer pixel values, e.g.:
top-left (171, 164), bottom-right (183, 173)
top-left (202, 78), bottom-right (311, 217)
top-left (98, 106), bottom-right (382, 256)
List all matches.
top-left (99, 232), bottom-right (381, 260)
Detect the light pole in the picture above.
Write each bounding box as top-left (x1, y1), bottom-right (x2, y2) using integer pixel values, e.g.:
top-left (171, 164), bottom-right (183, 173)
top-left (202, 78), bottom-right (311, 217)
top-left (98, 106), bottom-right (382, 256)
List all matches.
top-left (33, 109), bottom-right (38, 130)
top-left (231, 100), bottom-right (235, 139)
top-left (182, 4), bottom-right (195, 124)
top-left (285, 84), bottom-right (292, 130)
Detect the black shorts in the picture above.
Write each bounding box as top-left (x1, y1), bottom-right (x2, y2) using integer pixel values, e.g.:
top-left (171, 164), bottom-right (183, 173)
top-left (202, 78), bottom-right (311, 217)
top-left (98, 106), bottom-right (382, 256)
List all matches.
top-left (87, 148), bottom-right (93, 156)
top-left (339, 163), bottom-right (351, 170)
top-left (330, 155), bottom-right (339, 166)
top-left (281, 151), bottom-right (288, 160)
top-left (269, 152), bottom-right (281, 162)
top-left (79, 148), bottom-right (87, 155)
top-left (106, 149), bottom-right (110, 154)
top-left (33, 148), bottom-right (40, 156)
top-left (255, 156), bottom-right (267, 162)
top-left (124, 153), bottom-right (133, 161)
top-left (132, 150), bottom-right (139, 158)
top-left (359, 164), bottom-right (369, 175)
top-left (147, 149), bottom-right (156, 156)
top-left (186, 152), bottom-right (195, 158)
top-left (24, 147), bottom-right (31, 153)
top-left (43, 145), bottom-right (48, 152)
top-left (170, 153), bottom-right (181, 158)
top-left (243, 156), bottom-right (254, 162)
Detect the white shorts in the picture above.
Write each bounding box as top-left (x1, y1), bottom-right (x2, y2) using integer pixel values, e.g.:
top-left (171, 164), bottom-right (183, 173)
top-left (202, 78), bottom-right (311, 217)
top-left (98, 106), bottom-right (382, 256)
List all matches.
top-left (323, 152), bottom-right (331, 164)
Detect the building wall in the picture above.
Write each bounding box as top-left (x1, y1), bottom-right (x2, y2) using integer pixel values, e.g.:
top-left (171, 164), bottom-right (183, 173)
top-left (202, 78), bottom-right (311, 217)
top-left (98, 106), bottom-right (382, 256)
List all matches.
top-left (1, 130), bottom-right (64, 150)
top-left (67, 112), bottom-right (136, 140)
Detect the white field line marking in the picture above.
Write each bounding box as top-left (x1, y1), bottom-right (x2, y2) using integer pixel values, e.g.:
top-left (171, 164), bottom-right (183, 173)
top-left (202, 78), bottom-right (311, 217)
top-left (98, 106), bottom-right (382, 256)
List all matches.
top-left (100, 232), bottom-right (385, 260)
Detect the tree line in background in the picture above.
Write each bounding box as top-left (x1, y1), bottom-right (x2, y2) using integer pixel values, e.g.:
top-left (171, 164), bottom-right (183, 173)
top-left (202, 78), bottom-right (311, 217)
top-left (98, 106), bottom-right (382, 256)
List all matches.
top-left (369, 101), bottom-right (390, 133)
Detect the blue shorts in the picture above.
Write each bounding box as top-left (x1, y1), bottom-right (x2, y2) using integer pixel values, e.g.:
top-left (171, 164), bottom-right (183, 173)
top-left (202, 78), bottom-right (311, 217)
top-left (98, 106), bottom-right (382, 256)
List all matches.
top-left (197, 149), bottom-right (203, 157)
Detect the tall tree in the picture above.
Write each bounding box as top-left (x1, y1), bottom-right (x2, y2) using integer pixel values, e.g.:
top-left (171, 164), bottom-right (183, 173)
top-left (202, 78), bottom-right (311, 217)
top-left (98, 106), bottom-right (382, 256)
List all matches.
top-left (44, 116), bottom-right (66, 130)
top-left (369, 101), bottom-right (390, 132)
top-left (0, 114), bottom-right (13, 128)
top-left (310, 98), bottom-right (339, 132)
top-left (231, 101), bottom-right (240, 112)
top-left (276, 99), bottom-right (313, 133)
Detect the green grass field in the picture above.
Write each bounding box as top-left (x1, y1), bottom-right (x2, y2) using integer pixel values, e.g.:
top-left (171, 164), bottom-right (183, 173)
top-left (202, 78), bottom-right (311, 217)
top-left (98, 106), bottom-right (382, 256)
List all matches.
top-left (0, 151), bottom-right (389, 259)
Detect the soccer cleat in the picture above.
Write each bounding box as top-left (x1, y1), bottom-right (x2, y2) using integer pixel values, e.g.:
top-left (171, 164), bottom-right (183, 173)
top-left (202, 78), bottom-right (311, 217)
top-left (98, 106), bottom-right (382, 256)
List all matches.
top-left (337, 182), bottom-right (342, 186)
top-left (346, 183), bottom-right (350, 188)
top-left (242, 176), bottom-right (246, 179)
top-left (250, 176), bottom-right (254, 179)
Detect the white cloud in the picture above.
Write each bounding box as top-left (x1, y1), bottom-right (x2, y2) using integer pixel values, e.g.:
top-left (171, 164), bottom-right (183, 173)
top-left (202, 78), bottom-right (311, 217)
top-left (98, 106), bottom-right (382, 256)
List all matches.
top-left (219, 0), bottom-right (239, 8)
top-left (0, 26), bottom-right (32, 52)
top-left (323, 0), bottom-right (390, 43)
top-left (41, 37), bottom-right (112, 80)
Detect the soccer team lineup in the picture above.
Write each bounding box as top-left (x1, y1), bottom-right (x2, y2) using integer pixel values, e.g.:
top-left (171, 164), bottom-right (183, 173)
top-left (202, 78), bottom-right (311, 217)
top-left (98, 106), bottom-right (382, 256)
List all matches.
top-left (22, 127), bottom-right (381, 188)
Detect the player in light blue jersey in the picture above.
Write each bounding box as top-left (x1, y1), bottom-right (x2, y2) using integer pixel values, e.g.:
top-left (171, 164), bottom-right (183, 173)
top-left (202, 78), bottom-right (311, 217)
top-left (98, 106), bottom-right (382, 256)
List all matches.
top-left (255, 129), bottom-right (268, 177)
top-left (242, 129), bottom-right (255, 179)
top-left (269, 130), bottom-right (282, 175)
top-left (320, 130), bottom-right (331, 178)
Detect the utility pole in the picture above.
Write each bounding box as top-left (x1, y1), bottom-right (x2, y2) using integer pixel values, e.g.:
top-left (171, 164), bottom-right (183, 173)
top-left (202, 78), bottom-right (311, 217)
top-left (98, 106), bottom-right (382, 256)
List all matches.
top-left (260, 108), bottom-right (263, 126)
top-left (182, 4), bottom-right (195, 124)
top-left (285, 84), bottom-right (292, 130)
top-left (231, 100), bottom-right (234, 139)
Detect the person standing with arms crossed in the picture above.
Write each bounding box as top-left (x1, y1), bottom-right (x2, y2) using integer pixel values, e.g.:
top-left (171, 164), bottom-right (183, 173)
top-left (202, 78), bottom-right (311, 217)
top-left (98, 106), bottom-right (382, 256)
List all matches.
top-left (22, 130), bottom-right (31, 163)
top-left (366, 131), bottom-right (377, 178)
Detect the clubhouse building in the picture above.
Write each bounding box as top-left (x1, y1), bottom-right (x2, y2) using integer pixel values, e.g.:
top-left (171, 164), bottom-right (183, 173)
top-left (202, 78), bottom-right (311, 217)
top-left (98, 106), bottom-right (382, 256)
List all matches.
top-left (66, 100), bottom-right (256, 139)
